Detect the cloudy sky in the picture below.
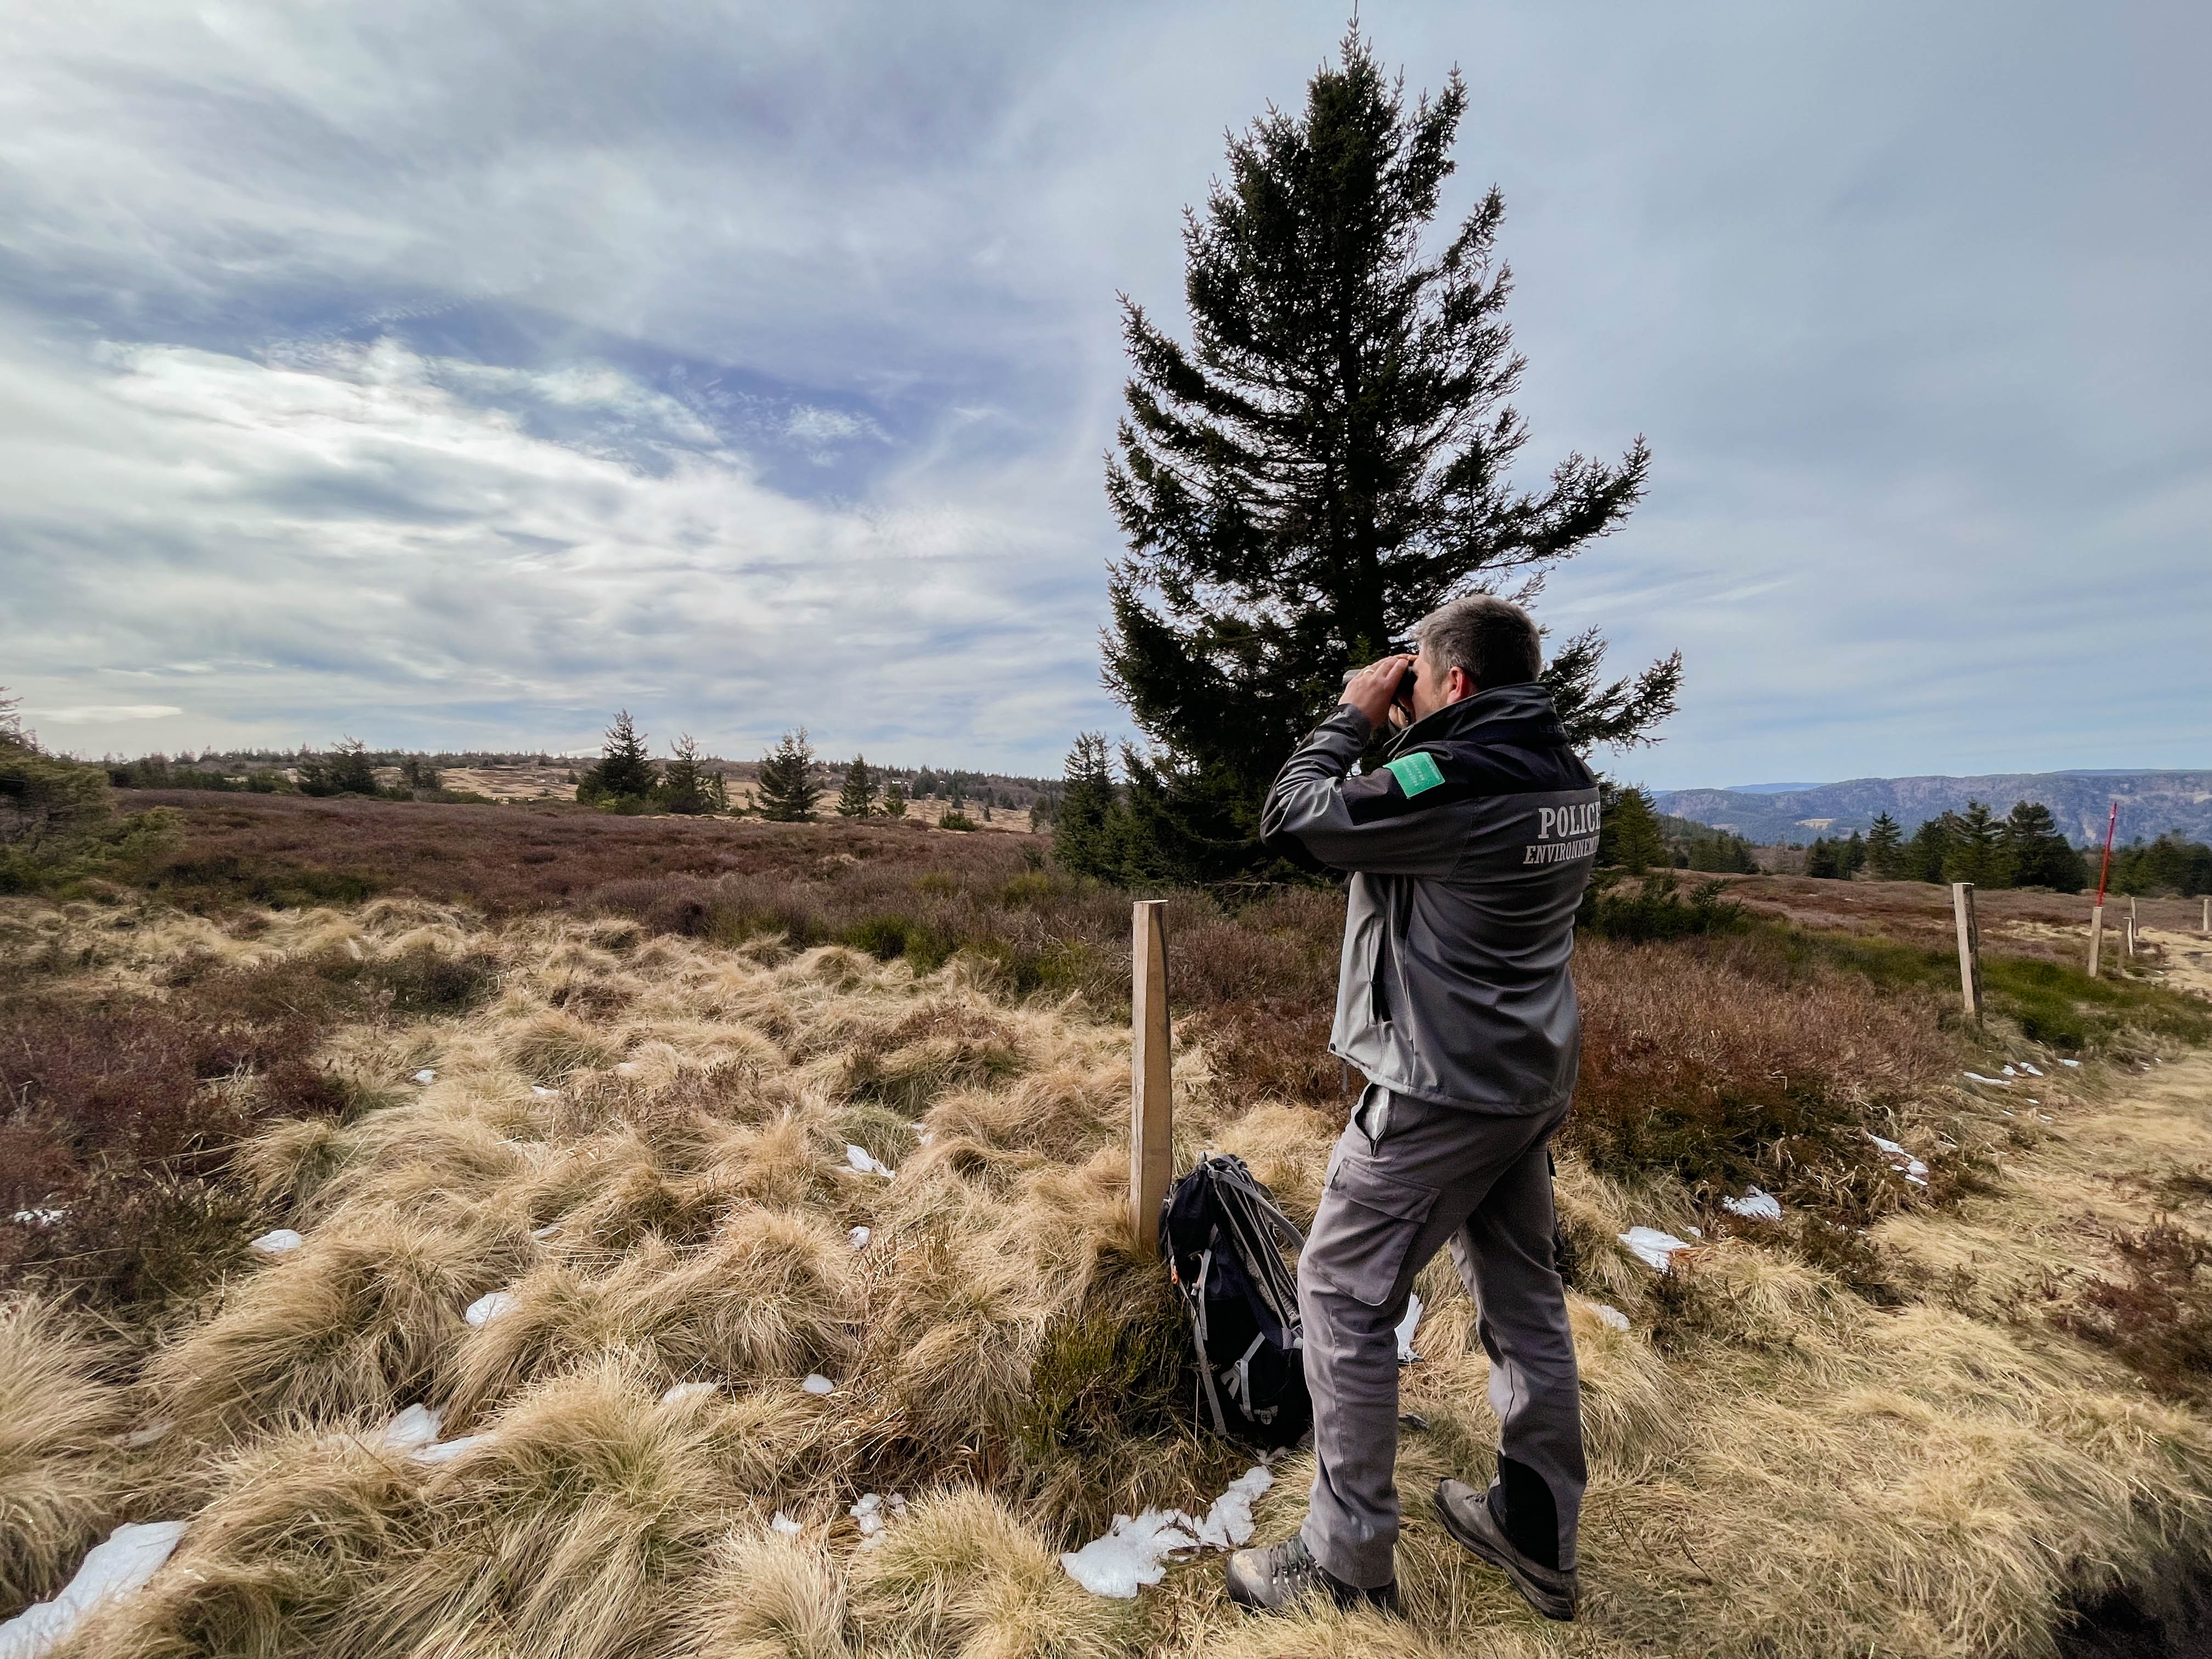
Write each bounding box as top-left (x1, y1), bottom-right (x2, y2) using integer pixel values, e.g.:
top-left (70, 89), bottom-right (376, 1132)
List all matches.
top-left (3, 1), bottom-right (2205, 789)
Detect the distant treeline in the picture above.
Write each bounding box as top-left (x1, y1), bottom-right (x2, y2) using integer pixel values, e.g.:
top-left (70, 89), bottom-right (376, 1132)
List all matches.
top-left (1775, 798), bottom-right (2209, 896)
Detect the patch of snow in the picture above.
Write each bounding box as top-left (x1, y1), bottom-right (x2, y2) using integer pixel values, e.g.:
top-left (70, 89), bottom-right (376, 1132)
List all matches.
top-left (2059, 1059), bottom-right (2081, 1068)
top-left (1723, 1188), bottom-right (1782, 1222)
top-left (1963, 1072), bottom-right (2013, 1087)
top-left (119, 1420), bottom-right (173, 1450)
top-left (381, 1405), bottom-right (444, 1452)
top-left (802, 1374), bottom-right (834, 1395)
top-left (249, 1228), bottom-right (303, 1255)
top-left (2001, 1064), bottom-right (2018, 1076)
top-left (10, 1209), bottom-right (65, 1228)
top-left (1060, 1510), bottom-right (1201, 1598)
top-left (531, 1224), bottom-right (560, 1240)
top-left (849, 1226), bottom-right (870, 1250)
top-left (851, 1493), bottom-right (887, 1542)
top-left (1192, 1466), bottom-right (1272, 1549)
top-left (2017, 1062), bottom-right (2043, 1076)
top-left (844, 1144), bottom-right (895, 1179)
top-left (0, 1520), bottom-right (187, 1659)
top-left (770, 1513), bottom-right (802, 1537)
top-left (413, 1433), bottom-right (492, 1465)
top-left (1618, 1227), bottom-right (1695, 1273)
top-left (661, 1381), bottom-right (718, 1405)
top-left (1865, 1133), bottom-right (1929, 1179)
top-left (1394, 1294), bottom-right (1422, 1363)
top-left (1685, 1226), bottom-right (1703, 1239)
top-left (531, 1086), bottom-right (555, 1098)
top-left (465, 1290), bottom-right (518, 1327)
top-left (1059, 1463), bottom-right (1277, 1598)
top-left (1594, 1304), bottom-right (1631, 1332)
top-left (411, 1069), bottom-right (435, 1085)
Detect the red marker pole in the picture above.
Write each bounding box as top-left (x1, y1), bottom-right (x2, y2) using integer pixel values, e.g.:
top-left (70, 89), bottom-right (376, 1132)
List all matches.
top-left (2087, 802), bottom-right (2118, 976)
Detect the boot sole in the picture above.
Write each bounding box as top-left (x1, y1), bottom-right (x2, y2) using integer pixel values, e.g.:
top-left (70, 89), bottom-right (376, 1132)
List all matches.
top-left (1433, 1483), bottom-right (1576, 1622)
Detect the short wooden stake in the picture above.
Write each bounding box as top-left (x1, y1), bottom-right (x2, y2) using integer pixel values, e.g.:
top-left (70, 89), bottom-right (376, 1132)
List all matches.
top-left (2088, 905), bottom-right (2104, 977)
top-left (1951, 882), bottom-right (1983, 1021)
top-left (2125, 915), bottom-right (2136, 958)
top-left (2202, 896), bottom-right (2209, 935)
top-left (1130, 900), bottom-right (1173, 1245)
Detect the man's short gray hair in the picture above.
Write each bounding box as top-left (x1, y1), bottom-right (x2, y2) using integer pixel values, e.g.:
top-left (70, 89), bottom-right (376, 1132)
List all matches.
top-left (1415, 595), bottom-right (1542, 690)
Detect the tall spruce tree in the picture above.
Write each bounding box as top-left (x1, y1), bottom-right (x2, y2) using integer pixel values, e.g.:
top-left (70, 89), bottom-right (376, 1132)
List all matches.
top-left (837, 756), bottom-right (877, 818)
top-left (757, 730), bottom-right (820, 822)
top-left (2004, 799), bottom-right (2087, 891)
top-left (1101, 31), bottom-right (1679, 880)
top-left (578, 711), bottom-right (658, 804)
top-left (1597, 782), bottom-right (1666, 874)
top-left (881, 780), bottom-right (909, 819)
top-left (1865, 812), bottom-right (1904, 879)
top-left (1943, 799), bottom-right (2012, 888)
top-left (1052, 734), bottom-right (1121, 880)
top-left (660, 733), bottom-right (721, 815)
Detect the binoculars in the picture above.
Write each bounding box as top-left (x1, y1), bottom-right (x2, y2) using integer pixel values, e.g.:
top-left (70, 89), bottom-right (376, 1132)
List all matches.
top-left (1341, 641), bottom-right (1421, 703)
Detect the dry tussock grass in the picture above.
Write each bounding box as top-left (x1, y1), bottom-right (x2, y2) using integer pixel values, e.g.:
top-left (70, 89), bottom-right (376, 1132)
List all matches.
top-left (3, 892), bottom-right (2208, 1658)
top-left (0, 1298), bottom-right (126, 1616)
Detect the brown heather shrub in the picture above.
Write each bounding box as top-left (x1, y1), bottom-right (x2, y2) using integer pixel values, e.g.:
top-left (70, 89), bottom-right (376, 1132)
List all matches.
top-left (1566, 935), bottom-right (1958, 1221)
top-left (2055, 1217), bottom-right (2212, 1403)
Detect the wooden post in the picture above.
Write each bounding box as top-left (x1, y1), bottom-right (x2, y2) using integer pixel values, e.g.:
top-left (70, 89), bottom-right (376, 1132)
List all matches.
top-left (2088, 905), bottom-right (2105, 977)
top-left (1130, 900), bottom-right (1173, 1245)
top-left (2125, 914), bottom-right (2137, 958)
top-left (2202, 896), bottom-right (2208, 935)
top-left (1952, 882), bottom-right (1983, 1021)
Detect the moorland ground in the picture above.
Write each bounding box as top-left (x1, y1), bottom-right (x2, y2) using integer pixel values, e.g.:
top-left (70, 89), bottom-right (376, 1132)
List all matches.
top-left (5, 792), bottom-right (2212, 1658)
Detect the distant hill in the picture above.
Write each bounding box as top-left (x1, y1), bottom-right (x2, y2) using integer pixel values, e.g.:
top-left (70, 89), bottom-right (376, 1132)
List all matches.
top-left (1652, 770), bottom-right (2212, 846)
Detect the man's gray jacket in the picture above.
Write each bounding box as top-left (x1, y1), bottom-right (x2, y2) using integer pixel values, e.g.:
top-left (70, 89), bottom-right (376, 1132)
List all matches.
top-left (1259, 681), bottom-right (1600, 1115)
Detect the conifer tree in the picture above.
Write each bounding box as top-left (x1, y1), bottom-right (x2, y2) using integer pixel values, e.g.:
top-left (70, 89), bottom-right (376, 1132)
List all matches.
top-left (328, 738), bottom-right (378, 796)
top-left (577, 711), bottom-right (658, 804)
top-left (1905, 813), bottom-right (1957, 883)
top-left (837, 756), bottom-right (877, 818)
top-left (1943, 799), bottom-right (2012, 888)
top-left (660, 734), bottom-right (721, 815)
top-left (1101, 31), bottom-right (1679, 880)
top-left (880, 780), bottom-right (909, 819)
top-left (2004, 799), bottom-right (2087, 891)
top-left (757, 730), bottom-right (820, 822)
top-left (1866, 812), bottom-right (1904, 879)
top-left (1052, 734), bottom-right (1121, 880)
top-left (1598, 782), bottom-right (1666, 874)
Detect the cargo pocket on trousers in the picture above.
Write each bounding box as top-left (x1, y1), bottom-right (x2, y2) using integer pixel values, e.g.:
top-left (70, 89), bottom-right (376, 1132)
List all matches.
top-left (1310, 1157), bottom-right (1439, 1307)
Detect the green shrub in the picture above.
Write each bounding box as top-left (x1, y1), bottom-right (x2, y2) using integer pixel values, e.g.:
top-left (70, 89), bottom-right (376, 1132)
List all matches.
top-left (1578, 870), bottom-right (1745, 942)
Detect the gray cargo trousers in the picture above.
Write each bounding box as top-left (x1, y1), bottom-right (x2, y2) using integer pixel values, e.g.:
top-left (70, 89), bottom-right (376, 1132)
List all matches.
top-left (1296, 1084), bottom-right (1585, 1589)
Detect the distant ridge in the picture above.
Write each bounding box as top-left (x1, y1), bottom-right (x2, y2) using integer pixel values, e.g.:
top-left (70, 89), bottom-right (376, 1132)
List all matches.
top-left (1653, 770), bottom-right (2212, 846)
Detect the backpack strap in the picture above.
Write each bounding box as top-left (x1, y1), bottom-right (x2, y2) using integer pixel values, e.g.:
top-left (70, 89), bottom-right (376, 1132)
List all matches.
top-left (1207, 1164), bottom-right (1306, 1250)
top-left (1184, 1248), bottom-right (1229, 1437)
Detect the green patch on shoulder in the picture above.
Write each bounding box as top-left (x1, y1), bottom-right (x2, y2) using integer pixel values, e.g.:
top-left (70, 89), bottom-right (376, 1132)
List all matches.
top-left (1383, 751), bottom-right (1445, 797)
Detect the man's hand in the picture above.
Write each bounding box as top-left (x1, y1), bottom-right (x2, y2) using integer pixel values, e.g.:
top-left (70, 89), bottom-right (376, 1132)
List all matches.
top-left (1340, 654), bottom-right (1414, 731)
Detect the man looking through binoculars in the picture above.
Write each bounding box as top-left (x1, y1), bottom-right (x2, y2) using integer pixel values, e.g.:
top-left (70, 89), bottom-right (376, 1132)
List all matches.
top-left (1226, 593), bottom-right (1601, 1623)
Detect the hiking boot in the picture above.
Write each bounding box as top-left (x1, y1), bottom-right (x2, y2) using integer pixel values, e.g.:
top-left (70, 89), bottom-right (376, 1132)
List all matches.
top-left (1434, 1479), bottom-right (1578, 1622)
top-left (1223, 1534), bottom-right (1401, 1616)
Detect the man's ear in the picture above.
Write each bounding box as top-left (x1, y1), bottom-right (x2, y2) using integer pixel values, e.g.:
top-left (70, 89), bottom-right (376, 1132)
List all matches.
top-left (1450, 667), bottom-right (1478, 703)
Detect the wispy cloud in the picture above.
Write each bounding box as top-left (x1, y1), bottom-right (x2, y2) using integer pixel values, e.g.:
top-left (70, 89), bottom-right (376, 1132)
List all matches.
top-left (1, 1), bottom-right (2207, 780)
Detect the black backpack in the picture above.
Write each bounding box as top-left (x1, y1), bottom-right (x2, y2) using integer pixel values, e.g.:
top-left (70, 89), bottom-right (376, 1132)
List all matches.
top-left (1158, 1153), bottom-right (1312, 1449)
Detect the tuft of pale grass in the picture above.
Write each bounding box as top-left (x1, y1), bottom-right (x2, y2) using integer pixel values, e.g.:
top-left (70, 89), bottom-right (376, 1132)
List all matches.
top-left (364, 1357), bottom-right (765, 1659)
top-left (444, 1209), bottom-right (859, 1427)
top-left (0, 1297), bottom-right (126, 1616)
top-left (146, 1218), bottom-right (509, 1437)
top-left (63, 1426), bottom-right (433, 1659)
top-left (850, 1487), bottom-right (1137, 1659)
top-left (689, 1527), bottom-right (854, 1659)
